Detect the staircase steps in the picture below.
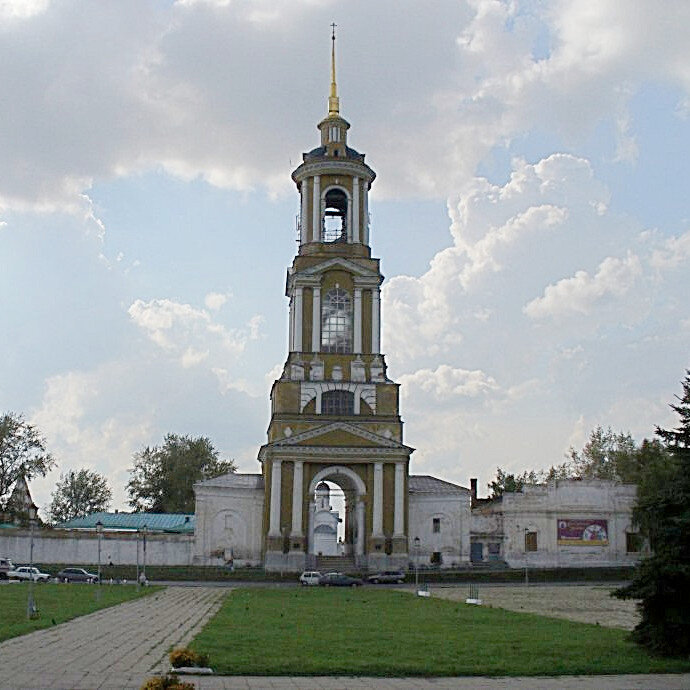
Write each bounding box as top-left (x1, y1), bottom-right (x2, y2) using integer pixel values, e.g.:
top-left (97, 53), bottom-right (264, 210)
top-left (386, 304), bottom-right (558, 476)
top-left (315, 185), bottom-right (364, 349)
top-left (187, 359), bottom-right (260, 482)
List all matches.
top-left (316, 555), bottom-right (357, 574)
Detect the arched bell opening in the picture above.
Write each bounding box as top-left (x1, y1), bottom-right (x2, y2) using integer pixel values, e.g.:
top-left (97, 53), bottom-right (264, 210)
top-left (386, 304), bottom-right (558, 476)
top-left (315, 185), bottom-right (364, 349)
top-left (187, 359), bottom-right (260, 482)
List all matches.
top-left (322, 188), bottom-right (348, 243)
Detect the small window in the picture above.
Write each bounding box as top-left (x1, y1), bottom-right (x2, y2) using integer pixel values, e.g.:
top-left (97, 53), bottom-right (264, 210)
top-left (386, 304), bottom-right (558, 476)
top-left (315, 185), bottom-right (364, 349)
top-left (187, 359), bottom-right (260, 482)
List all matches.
top-left (626, 532), bottom-right (642, 553)
top-left (321, 288), bottom-right (352, 353)
top-left (431, 551), bottom-right (442, 565)
top-left (525, 531), bottom-right (538, 552)
top-left (432, 517), bottom-right (441, 533)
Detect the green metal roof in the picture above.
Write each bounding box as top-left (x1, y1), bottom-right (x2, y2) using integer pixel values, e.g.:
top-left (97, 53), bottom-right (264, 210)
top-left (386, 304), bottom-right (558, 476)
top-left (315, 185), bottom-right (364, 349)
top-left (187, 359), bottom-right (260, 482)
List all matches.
top-left (57, 511), bottom-right (194, 533)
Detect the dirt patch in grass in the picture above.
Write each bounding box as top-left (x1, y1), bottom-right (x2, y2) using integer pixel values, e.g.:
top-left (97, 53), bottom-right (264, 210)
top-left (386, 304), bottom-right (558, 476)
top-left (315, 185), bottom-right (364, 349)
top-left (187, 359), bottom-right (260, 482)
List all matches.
top-left (431, 584), bottom-right (638, 630)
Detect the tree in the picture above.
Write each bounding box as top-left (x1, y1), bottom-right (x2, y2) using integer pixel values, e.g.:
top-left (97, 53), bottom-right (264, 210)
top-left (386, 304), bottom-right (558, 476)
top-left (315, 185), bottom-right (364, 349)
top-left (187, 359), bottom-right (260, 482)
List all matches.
top-left (0, 412), bottom-right (55, 511)
top-left (127, 434), bottom-right (236, 513)
top-left (488, 467), bottom-right (542, 498)
top-left (614, 371), bottom-right (690, 656)
top-left (48, 468), bottom-right (113, 524)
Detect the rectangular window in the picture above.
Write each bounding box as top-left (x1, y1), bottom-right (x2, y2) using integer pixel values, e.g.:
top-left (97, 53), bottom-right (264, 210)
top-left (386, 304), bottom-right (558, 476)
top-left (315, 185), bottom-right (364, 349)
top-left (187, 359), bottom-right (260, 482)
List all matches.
top-left (626, 532), bottom-right (642, 553)
top-left (432, 518), bottom-right (441, 533)
top-left (525, 531), bottom-right (538, 552)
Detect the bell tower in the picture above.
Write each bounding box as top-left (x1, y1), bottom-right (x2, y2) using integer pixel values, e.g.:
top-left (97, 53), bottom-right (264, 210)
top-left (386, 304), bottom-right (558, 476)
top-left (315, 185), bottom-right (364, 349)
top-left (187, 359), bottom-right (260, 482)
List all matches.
top-left (259, 29), bottom-right (413, 572)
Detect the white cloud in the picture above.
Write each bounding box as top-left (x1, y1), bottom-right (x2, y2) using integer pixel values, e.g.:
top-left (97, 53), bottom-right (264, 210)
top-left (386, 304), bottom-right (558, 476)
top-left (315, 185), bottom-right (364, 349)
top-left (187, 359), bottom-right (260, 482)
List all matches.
top-left (204, 291), bottom-right (229, 311)
top-left (524, 252), bottom-right (643, 319)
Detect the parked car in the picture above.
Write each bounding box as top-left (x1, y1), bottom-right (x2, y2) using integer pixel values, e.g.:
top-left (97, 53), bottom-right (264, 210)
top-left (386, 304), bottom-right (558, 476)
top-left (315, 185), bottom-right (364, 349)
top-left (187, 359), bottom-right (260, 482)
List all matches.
top-left (0, 557), bottom-right (14, 580)
top-left (299, 571), bottom-right (322, 586)
top-left (318, 572), bottom-right (363, 587)
top-left (8, 566), bottom-right (51, 583)
top-left (56, 567), bottom-right (99, 583)
top-left (367, 570), bottom-right (406, 584)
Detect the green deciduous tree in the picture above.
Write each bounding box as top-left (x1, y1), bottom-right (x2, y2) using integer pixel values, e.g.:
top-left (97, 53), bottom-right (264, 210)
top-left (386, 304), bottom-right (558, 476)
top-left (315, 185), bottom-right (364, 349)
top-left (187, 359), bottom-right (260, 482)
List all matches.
top-left (0, 412), bottom-right (56, 511)
top-left (615, 370), bottom-right (690, 656)
top-left (489, 426), bottom-right (644, 498)
top-left (127, 433), bottom-right (235, 513)
top-left (48, 468), bottom-right (113, 523)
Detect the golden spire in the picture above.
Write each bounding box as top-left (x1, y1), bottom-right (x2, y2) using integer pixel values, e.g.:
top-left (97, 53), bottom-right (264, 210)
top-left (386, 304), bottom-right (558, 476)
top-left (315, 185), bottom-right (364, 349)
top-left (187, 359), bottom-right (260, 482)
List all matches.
top-left (328, 22), bottom-right (339, 117)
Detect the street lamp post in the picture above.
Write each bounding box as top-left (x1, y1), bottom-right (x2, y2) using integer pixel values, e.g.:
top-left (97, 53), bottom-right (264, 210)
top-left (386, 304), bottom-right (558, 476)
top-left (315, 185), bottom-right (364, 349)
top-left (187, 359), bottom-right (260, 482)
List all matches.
top-left (26, 503), bottom-right (37, 620)
top-left (414, 536), bottom-right (420, 591)
top-left (96, 520), bottom-right (103, 599)
top-left (135, 528), bottom-right (140, 584)
top-left (141, 524), bottom-right (148, 585)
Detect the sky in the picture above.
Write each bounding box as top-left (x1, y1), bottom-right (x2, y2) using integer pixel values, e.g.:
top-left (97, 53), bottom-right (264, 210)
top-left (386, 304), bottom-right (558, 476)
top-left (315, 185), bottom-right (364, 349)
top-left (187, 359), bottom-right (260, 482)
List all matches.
top-left (1, 0), bottom-right (689, 515)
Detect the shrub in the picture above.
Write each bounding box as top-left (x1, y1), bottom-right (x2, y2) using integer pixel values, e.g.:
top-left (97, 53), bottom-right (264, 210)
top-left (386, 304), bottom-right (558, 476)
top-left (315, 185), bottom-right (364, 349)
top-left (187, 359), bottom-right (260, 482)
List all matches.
top-left (169, 647), bottom-right (209, 668)
top-left (140, 674), bottom-right (195, 690)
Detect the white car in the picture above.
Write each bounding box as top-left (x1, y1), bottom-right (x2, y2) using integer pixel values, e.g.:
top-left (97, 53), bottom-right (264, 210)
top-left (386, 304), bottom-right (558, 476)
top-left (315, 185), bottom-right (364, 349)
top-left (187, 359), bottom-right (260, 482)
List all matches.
top-left (299, 571), bottom-right (322, 586)
top-left (8, 566), bottom-right (51, 582)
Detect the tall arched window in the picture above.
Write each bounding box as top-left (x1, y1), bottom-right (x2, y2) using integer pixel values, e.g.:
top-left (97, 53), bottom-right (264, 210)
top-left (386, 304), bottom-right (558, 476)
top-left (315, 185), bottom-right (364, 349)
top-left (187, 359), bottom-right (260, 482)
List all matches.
top-left (321, 288), bottom-right (352, 353)
top-left (322, 390), bottom-right (355, 415)
top-left (322, 188), bottom-right (347, 243)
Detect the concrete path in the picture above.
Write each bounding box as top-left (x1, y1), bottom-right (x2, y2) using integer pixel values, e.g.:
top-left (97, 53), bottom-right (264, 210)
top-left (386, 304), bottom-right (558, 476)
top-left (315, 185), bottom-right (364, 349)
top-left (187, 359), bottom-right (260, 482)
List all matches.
top-left (0, 585), bottom-right (688, 689)
top-left (0, 586), bottom-right (225, 690)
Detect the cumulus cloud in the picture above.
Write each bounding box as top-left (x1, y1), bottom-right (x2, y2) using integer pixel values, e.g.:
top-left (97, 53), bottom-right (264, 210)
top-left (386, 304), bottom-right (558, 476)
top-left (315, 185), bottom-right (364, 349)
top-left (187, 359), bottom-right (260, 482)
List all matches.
top-left (3, 0), bottom-right (689, 216)
top-left (524, 252), bottom-right (643, 319)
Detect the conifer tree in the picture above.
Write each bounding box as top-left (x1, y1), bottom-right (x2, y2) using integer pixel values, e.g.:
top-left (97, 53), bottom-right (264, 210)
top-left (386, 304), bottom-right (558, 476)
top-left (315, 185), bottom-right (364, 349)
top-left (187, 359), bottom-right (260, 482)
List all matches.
top-left (615, 370), bottom-right (690, 656)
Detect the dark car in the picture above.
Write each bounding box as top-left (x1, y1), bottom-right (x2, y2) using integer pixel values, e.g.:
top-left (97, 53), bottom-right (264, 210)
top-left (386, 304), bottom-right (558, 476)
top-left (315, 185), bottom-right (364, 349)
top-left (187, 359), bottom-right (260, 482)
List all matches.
top-left (318, 572), bottom-right (363, 587)
top-left (56, 567), bottom-right (99, 583)
top-left (367, 570), bottom-right (406, 584)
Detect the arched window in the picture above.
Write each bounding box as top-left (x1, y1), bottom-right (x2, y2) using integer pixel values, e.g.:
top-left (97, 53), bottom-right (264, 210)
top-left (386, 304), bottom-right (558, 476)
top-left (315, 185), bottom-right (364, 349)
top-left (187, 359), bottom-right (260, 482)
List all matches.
top-left (322, 390), bottom-right (355, 415)
top-left (322, 188), bottom-right (347, 243)
top-left (321, 288), bottom-right (352, 353)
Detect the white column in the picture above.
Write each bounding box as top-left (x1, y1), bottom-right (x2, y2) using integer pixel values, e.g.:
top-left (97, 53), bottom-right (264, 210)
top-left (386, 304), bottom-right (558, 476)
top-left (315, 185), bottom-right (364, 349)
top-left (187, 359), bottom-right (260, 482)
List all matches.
top-left (294, 286), bottom-right (303, 352)
top-left (311, 287), bottom-right (321, 352)
top-left (308, 501), bottom-right (316, 555)
top-left (371, 287), bottom-right (380, 354)
top-left (312, 175), bottom-right (321, 242)
top-left (394, 462), bottom-right (405, 537)
top-left (300, 180), bottom-right (308, 245)
top-left (291, 461), bottom-right (303, 537)
top-left (372, 462), bottom-right (383, 537)
top-left (269, 459), bottom-right (282, 537)
top-left (288, 297), bottom-right (294, 351)
top-left (352, 177), bottom-right (360, 243)
top-left (356, 500), bottom-right (365, 556)
top-left (353, 287), bottom-right (362, 354)
top-left (363, 186), bottom-right (369, 245)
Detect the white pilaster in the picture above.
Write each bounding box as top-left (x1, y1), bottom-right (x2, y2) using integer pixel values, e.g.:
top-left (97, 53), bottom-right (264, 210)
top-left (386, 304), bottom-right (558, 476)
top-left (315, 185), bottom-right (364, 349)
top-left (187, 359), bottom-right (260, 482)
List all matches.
top-left (394, 462), bottom-right (405, 537)
top-left (308, 501), bottom-right (316, 554)
top-left (288, 297), bottom-right (294, 351)
top-left (356, 500), bottom-right (365, 556)
top-left (371, 287), bottom-right (380, 354)
top-left (311, 286), bottom-right (321, 352)
top-left (294, 286), bottom-right (303, 352)
top-left (353, 287), bottom-right (362, 354)
top-left (372, 462), bottom-right (383, 537)
top-left (269, 459), bottom-right (282, 537)
top-left (291, 461), bottom-right (303, 537)
top-left (300, 180), bottom-right (308, 245)
top-left (312, 175), bottom-right (321, 242)
top-left (363, 186), bottom-right (369, 246)
top-left (352, 177), bottom-right (360, 243)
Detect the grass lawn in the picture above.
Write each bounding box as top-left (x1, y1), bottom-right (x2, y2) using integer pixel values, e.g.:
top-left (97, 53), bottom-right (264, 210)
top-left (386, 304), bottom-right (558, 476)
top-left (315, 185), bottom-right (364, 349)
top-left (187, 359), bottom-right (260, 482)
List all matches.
top-left (0, 582), bottom-right (159, 643)
top-left (191, 588), bottom-right (690, 676)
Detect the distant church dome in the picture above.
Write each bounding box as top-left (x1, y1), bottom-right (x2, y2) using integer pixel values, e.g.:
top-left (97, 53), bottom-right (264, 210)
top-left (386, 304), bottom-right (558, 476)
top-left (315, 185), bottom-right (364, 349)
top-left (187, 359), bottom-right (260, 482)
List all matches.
top-left (316, 482), bottom-right (330, 493)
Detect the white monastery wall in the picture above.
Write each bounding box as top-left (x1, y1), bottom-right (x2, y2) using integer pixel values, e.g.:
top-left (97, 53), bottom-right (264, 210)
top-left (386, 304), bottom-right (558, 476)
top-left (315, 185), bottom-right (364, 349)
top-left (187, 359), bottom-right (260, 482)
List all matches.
top-left (408, 491), bottom-right (471, 567)
top-left (192, 473), bottom-right (264, 566)
top-left (474, 479), bottom-right (640, 568)
top-left (0, 529), bottom-right (193, 566)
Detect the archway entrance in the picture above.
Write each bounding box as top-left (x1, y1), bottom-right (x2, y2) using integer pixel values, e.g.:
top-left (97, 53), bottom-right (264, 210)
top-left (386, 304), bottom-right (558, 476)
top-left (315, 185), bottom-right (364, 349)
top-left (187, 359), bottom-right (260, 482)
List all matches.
top-left (308, 466), bottom-right (366, 563)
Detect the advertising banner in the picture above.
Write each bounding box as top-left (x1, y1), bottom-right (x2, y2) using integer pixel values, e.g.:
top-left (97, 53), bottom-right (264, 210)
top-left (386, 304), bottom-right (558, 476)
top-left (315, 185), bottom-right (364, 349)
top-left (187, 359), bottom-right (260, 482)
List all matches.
top-left (557, 518), bottom-right (608, 546)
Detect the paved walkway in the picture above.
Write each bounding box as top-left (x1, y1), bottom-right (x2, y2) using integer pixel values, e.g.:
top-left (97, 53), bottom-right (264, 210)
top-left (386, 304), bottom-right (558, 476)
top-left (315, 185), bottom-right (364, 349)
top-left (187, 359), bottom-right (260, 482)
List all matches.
top-left (0, 586), bottom-right (688, 689)
top-left (0, 586), bottom-right (225, 689)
